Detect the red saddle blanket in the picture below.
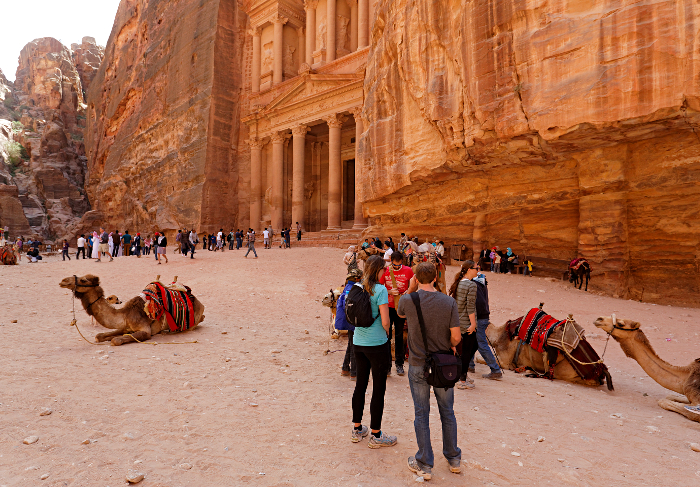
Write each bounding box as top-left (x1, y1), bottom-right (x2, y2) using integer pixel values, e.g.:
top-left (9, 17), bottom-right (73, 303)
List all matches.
top-left (142, 282), bottom-right (195, 333)
top-left (569, 258), bottom-right (588, 270)
top-left (516, 308), bottom-right (565, 353)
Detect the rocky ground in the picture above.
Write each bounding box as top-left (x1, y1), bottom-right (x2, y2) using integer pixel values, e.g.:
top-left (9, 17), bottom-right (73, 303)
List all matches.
top-left (0, 247), bottom-right (699, 486)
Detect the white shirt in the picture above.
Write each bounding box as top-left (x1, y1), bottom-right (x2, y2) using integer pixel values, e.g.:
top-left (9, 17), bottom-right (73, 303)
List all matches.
top-left (384, 247), bottom-right (393, 261)
top-left (77, 237), bottom-right (86, 248)
top-left (263, 230), bottom-right (269, 238)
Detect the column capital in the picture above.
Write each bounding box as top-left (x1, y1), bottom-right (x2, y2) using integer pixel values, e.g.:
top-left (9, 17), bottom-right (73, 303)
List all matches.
top-left (272, 14), bottom-right (288, 25)
top-left (350, 106), bottom-right (363, 121)
top-left (345, 0), bottom-right (358, 7)
top-left (270, 131), bottom-right (288, 143)
top-left (248, 137), bottom-right (264, 149)
top-left (292, 124), bottom-right (310, 137)
top-left (296, 26), bottom-right (305, 36)
top-left (326, 113), bottom-right (347, 128)
top-left (304, 0), bottom-right (319, 10)
top-left (249, 26), bottom-right (262, 37)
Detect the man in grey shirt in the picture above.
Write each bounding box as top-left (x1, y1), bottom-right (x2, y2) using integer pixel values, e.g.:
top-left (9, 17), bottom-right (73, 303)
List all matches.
top-left (397, 262), bottom-right (462, 480)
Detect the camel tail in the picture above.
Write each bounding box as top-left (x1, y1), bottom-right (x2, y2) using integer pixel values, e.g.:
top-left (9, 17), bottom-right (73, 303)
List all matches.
top-left (604, 368), bottom-right (614, 391)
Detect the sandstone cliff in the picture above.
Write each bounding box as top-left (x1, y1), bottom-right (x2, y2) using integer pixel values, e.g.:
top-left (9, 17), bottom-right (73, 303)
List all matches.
top-left (0, 37), bottom-right (103, 242)
top-left (83, 0), bottom-right (244, 235)
top-left (359, 0), bottom-right (700, 306)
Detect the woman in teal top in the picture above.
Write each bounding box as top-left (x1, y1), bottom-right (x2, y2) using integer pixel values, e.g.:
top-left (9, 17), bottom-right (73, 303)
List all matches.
top-left (350, 255), bottom-right (397, 449)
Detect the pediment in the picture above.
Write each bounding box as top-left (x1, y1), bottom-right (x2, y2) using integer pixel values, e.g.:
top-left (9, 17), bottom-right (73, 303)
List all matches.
top-left (261, 73), bottom-right (363, 115)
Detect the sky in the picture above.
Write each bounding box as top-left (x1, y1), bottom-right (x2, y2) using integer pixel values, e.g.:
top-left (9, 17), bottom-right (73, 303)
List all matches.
top-left (0, 0), bottom-right (121, 82)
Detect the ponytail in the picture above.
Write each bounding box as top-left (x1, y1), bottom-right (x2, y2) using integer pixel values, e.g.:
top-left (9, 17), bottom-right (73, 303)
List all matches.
top-left (449, 260), bottom-right (475, 298)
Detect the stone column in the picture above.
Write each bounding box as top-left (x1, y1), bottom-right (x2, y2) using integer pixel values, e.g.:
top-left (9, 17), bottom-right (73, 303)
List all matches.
top-left (351, 108), bottom-right (367, 228)
top-left (304, 0), bottom-right (317, 66)
top-left (249, 138), bottom-right (264, 231)
top-left (327, 0), bottom-right (336, 62)
top-left (347, 0), bottom-right (358, 52)
top-left (297, 27), bottom-right (305, 70)
top-left (271, 131), bottom-right (286, 230)
top-left (326, 113), bottom-right (346, 230)
top-left (292, 124), bottom-right (309, 231)
top-left (273, 15), bottom-right (288, 85)
top-left (251, 27), bottom-right (262, 93)
top-left (358, 0), bottom-right (369, 49)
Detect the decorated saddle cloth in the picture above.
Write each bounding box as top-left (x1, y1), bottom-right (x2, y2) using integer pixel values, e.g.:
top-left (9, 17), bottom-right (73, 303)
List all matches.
top-left (515, 308), bottom-right (565, 354)
top-left (569, 258), bottom-right (588, 270)
top-left (142, 282), bottom-right (195, 333)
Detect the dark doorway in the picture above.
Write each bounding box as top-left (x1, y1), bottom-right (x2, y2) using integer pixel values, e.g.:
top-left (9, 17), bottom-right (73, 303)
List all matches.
top-left (343, 159), bottom-right (355, 223)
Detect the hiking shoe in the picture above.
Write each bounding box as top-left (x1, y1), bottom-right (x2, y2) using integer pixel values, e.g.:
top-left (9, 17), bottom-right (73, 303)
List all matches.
top-left (684, 405), bottom-right (700, 415)
top-left (407, 456), bottom-right (432, 480)
top-left (351, 425), bottom-right (369, 443)
top-left (448, 459), bottom-right (462, 474)
top-left (368, 431), bottom-right (397, 449)
top-left (482, 372), bottom-right (503, 380)
top-left (396, 365), bottom-right (405, 376)
top-left (457, 380), bottom-right (475, 390)
top-left (350, 374), bottom-right (357, 381)
top-left (341, 370), bottom-right (350, 376)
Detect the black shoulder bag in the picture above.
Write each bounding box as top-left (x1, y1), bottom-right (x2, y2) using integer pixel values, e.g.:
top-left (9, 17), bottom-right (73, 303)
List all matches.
top-left (410, 293), bottom-right (462, 390)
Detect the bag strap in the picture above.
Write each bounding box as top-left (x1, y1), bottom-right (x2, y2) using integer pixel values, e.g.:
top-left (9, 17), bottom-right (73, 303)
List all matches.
top-left (410, 292), bottom-right (430, 365)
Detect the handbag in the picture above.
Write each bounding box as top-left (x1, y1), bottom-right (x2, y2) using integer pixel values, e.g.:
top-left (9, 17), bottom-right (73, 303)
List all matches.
top-left (409, 293), bottom-right (462, 390)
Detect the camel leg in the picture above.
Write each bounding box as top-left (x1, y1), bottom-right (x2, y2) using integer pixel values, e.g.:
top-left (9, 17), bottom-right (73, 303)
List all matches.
top-left (585, 273), bottom-right (589, 292)
top-left (658, 397), bottom-right (700, 423)
top-left (111, 330), bottom-right (151, 346)
top-left (95, 329), bottom-right (126, 342)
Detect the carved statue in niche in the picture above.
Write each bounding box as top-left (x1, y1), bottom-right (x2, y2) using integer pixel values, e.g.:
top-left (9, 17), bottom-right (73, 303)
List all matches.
top-left (317, 16), bottom-right (327, 50)
top-left (336, 15), bottom-right (349, 51)
top-left (284, 45), bottom-right (296, 75)
top-left (264, 187), bottom-right (273, 206)
top-left (262, 41), bottom-right (273, 72)
top-left (304, 181), bottom-right (316, 200)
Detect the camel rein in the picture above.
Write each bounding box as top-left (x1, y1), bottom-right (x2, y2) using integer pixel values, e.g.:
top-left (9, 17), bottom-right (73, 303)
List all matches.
top-left (69, 275), bottom-right (198, 346)
top-left (558, 314), bottom-right (611, 366)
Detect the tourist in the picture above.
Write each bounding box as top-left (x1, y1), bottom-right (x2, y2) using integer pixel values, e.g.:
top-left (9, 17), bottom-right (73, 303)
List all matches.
top-left (449, 260), bottom-right (480, 390)
top-left (505, 247), bottom-right (517, 273)
top-left (236, 229), bottom-right (243, 250)
top-left (399, 233), bottom-right (407, 252)
top-left (76, 234), bottom-right (86, 259)
top-left (350, 255), bottom-right (396, 448)
top-left (296, 221), bottom-right (302, 241)
top-left (244, 228), bottom-right (258, 258)
top-left (397, 262), bottom-right (462, 479)
top-left (383, 241), bottom-right (393, 262)
top-left (108, 232), bottom-right (115, 256)
top-left (189, 229), bottom-right (198, 258)
top-left (228, 230), bottom-right (234, 250)
top-left (156, 231), bottom-right (168, 264)
top-left (361, 238), bottom-right (370, 250)
top-left (217, 228), bottom-right (224, 251)
top-left (121, 231), bottom-right (131, 257)
top-left (153, 233), bottom-right (160, 259)
top-left (468, 270), bottom-right (502, 379)
top-left (524, 258), bottom-right (533, 276)
top-left (96, 227), bottom-right (113, 262)
top-left (62, 239), bottom-right (71, 261)
top-left (144, 235), bottom-right (151, 256)
top-left (175, 230), bottom-right (182, 254)
top-left (336, 268), bottom-right (363, 380)
top-left (181, 230), bottom-right (189, 255)
top-left (85, 234), bottom-right (92, 259)
top-left (435, 240), bottom-right (445, 258)
top-left (493, 250), bottom-right (501, 273)
top-left (263, 227), bottom-right (270, 249)
top-left (380, 251), bottom-right (416, 376)
top-left (91, 231), bottom-right (100, 259)
top-left (344, 245), bottom-right (358, 272)
top-left (478, 247), bottom-right (490, 270)
top-left (134, 233), bottom-right (142, 257)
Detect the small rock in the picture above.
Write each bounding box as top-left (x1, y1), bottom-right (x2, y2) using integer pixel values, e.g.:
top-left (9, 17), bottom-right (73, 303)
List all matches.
top-left (11, 319), bottom-right (17, 323)
top-left (558, 458), bottom-right (565, 462)
top-left (690, 443), bottom-right (700, 452)
top-left (415, 476), bottom-right (424, 482)
top-left (126, 470), bottom-right (145, 483)
top-left (39, 408), bottom-right (53, 416)
top-left (270, 350), bottom-right (282, 354)
top-left (536, 436), bottom-right (545, 442)
top-left (81, 439), bottom-right (93, 445)
top-left (225, 358), bottom-right (231, 362)
top-left (250, 403), bottom-right (259, 407)
top-left (517, 461), bottom-right (523, 467)
top-left (304, 330), bottom-right (309, 334)
top-left (646, 425), bottom-right (660, 433)
top-left (179, 463), bottom-right (192, 470)
top-left (536, 392), bottom-right (544, 397)
top-left (221, 331), bottom-right (227, 334)
top-left (473, 406), bottom-right (479, 411)
top-left (40, 474), bottom-right (49, 480)
top-left (617, 421), bottom-right (624, 426)
top-left (23, 436), bottom-right (39, 445)
top-left (511, 452), bottom-right (521, 457)
top-left (610, 413), bottom-right (622, 419)
top-left (183, 381), bottom-right (190, 388)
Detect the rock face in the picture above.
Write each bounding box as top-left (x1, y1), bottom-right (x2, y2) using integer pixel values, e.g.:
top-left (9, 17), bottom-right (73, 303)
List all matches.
top-left (359, 0), bottom-right (700, 307)
top-left (0, 37), bottom-right (104, 242)
top-left (83, 0), bottom-right (244, 236)
top-left (71, 37), bottom-right (105, 96)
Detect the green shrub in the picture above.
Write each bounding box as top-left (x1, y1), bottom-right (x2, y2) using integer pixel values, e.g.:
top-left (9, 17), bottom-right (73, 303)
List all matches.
top-left (2, 97), bottom-right (14, 108)
top-left (19, 105), bottom-right (30, 111)
top-left (70, 133), bottom-right (83, 141)
top-left (11, 121), bottom-right (23, 134)
top-left (6, 141), bottom-right (29, 164)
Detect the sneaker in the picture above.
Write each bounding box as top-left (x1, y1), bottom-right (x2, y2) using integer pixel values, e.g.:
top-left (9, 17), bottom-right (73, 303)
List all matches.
top-left (351, 425), bottom-right (369, 443)
top-left (684, 405), bottom-right (700, 415)
top-left (407, 456), bottom-right (432, 480)
top-left (340, 370), bottom-right (350, 376)
top-left (456, 380), bottom-right (475, 390)
top-left (350, 374), bottom-right (357, 381)
top-left (482, 372), bottom-right (503, 380)
top-left (396, 365), bottom-right (405, 376)
top-left (368, 431), bottom-right (397, 449)
top-left (448, 459), bottom-right (462, 474)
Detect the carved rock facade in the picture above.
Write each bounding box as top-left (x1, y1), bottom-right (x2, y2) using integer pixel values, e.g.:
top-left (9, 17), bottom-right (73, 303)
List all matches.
top-left (359, 0), bottom-right (700, 306)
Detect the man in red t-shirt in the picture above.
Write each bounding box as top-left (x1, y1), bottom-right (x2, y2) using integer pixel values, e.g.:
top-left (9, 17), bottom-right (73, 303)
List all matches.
top-left (380, 251), bottom-right (417, 376)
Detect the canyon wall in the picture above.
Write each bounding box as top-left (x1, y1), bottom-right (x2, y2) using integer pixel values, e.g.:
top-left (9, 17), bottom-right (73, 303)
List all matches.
top-left (83, 0), bottom-right (244, 236)
top-left (359, 0), bottom-right (700, 306)
top-left (0, 38), bottom-right (103, 241)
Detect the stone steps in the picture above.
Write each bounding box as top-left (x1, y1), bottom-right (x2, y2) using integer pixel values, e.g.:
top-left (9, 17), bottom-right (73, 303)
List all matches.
top-left (292, 229), bottom-right (365, 249)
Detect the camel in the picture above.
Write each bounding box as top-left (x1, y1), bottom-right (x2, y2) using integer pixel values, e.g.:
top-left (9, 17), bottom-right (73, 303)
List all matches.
top-left (594, 315), bottom-right (700, 423)
top-left (568, 259), bottom-right (591, 291)
top-left (357, 246), bottom-right (447, 294)
top-left (486, 318), bottom-right (614, 389)
top-left (1, 245), bottom-right (17, 265)
top-left (59, 274), bottom-right (205, 346)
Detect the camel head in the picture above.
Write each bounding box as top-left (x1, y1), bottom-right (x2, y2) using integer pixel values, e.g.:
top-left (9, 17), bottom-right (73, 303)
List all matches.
top-left (59, 274), bottom-right (102, 295)
top-left (593, 315), bottom-right (641, 336)
top-left (321, 288), bottom-right (342, 308)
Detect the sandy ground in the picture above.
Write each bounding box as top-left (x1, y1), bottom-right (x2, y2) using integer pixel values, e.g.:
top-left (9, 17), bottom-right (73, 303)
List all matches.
top-left (0, 246), bottom-right (699, 487)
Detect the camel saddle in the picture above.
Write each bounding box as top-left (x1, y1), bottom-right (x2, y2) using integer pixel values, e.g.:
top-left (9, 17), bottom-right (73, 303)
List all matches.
top-left (142, 281), bottom-right (196, 333)
top-left (569, 258), bottom-right (588, 271)
top-left (0, 245), bottom-right (15, 264)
